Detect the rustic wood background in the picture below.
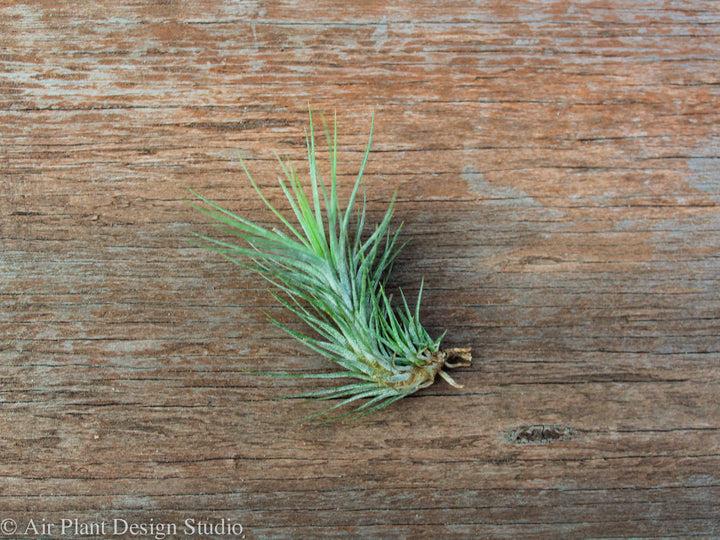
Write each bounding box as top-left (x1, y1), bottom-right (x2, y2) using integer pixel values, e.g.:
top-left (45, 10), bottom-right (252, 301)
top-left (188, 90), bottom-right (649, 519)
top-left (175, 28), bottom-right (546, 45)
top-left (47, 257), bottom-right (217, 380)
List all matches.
top-left (2, 1), bottom-right (719, 538)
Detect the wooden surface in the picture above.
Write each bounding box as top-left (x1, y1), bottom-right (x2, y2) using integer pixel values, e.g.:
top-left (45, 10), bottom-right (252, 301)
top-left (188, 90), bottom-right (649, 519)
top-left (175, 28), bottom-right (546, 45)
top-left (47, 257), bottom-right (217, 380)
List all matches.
top-left (2, 1), bottom-right (719, 538)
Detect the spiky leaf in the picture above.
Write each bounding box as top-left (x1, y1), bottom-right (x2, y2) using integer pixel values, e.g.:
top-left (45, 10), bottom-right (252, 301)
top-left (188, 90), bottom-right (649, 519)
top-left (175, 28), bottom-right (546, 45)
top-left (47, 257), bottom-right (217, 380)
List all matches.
top-left (189, 108), bottom-right (471, 420)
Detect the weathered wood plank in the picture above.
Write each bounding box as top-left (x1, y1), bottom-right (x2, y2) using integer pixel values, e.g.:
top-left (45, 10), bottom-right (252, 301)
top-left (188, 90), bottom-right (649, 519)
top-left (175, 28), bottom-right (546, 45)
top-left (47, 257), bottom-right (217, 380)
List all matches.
top-left (1, 0), bottom-right (719, 538)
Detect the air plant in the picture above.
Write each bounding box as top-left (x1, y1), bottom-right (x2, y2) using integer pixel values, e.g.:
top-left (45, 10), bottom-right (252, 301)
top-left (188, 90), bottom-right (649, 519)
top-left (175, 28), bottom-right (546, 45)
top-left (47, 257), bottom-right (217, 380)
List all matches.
top-left (189, 109), bottom-right (471, 421)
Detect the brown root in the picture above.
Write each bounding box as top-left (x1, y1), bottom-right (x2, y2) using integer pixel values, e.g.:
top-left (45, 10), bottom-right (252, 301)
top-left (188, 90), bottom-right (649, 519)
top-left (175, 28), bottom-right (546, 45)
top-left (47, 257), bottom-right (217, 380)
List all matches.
top-left (385, 347), bottom-right (472, 392)
top-left (442, 347), bottom-right (473, 368)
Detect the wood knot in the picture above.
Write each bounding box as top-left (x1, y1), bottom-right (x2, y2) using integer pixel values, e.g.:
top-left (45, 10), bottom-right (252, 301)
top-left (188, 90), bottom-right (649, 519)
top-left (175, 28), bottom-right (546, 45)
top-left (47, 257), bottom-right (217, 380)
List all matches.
top-left (508, 425), bottom-right (577, 445)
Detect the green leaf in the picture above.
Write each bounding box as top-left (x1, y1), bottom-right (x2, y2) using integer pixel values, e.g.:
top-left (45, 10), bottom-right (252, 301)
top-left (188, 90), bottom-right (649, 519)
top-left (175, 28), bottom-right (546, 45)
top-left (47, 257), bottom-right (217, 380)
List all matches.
top-left (188, 109), bottom-right (464, 421)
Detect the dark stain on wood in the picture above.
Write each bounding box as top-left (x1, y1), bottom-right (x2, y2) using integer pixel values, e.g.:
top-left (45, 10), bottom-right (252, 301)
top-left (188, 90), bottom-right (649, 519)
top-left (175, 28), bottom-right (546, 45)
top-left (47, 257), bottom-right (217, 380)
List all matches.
top-left (509, 425), bottom-right (578, 445)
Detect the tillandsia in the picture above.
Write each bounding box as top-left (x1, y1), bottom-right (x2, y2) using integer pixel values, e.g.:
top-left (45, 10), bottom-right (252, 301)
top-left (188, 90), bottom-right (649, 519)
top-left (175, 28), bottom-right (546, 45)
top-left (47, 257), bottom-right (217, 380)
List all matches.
top-left (189, 108), bottom-right (471, 421)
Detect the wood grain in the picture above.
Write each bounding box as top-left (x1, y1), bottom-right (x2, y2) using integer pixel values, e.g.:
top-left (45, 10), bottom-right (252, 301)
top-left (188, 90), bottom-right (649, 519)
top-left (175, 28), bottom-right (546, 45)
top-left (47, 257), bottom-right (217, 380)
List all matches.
top-left (1, 1), bottom-right (719, 538)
